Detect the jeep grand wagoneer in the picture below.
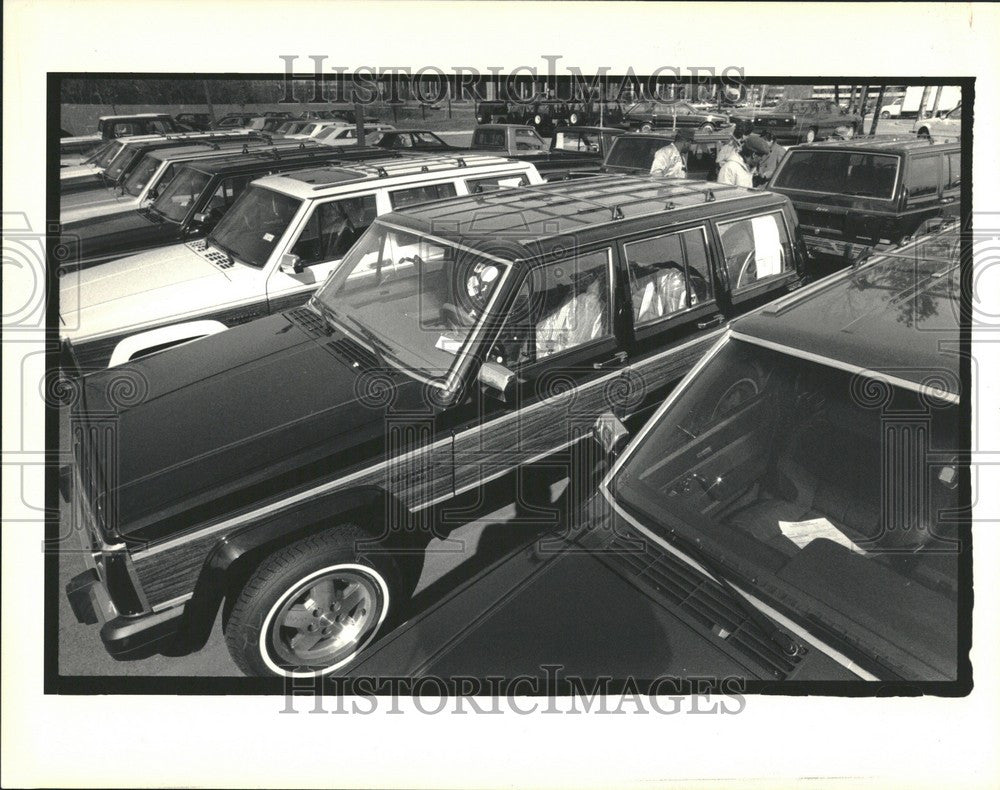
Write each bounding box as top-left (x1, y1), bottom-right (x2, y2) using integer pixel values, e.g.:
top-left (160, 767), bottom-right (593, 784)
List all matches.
top-left (63, 175), bottom-right (808, 676)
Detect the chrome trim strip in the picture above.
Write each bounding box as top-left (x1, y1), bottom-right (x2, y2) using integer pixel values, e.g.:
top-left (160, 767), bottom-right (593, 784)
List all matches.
top-left (151, 593), bottom-right (193, 612)
top-left (131, 326), bottom-right (726, 561)
top-left (729, 331), bottom-right (960, 404)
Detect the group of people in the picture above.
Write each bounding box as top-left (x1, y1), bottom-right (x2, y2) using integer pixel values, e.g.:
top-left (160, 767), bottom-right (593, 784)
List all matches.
top-left (649, 120), bottom-right (786, 188)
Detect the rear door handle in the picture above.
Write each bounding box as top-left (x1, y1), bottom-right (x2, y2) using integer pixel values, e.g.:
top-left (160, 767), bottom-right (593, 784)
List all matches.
top-left (593, 350), bottom-right (628, 370)
top-left (697, 314), bottom-right (725, 330)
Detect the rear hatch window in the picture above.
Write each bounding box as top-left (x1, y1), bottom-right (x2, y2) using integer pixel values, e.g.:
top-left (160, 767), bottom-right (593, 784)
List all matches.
top-left (773, 150), bottom-right (898, 199)
top-left (604, 138), bottom-right (667, 172)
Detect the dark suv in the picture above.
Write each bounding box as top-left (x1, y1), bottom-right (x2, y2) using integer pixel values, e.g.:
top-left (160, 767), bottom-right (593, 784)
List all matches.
top-left (769, 137), bottom-right (961, 263)
top-left (63, 176), bottom-right (808, 677)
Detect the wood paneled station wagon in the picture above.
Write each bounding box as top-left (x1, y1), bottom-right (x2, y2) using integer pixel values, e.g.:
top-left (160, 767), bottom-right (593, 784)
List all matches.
top-left (63, 175), bottom-right (810, 677)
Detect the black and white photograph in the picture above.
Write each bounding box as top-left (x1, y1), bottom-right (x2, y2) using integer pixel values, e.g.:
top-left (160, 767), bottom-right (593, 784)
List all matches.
top-left (3, 2), bottom-right (999, 788)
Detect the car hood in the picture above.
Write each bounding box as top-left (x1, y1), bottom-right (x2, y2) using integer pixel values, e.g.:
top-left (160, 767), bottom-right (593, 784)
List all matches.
top-left (78, 311), bottom-right (412, 536)
top-left (59, 243), bottom-right (231, 341)
top-left (60, 210), bottom-right (177, 267)
top-left (61, 188), bottom-right (139, 220)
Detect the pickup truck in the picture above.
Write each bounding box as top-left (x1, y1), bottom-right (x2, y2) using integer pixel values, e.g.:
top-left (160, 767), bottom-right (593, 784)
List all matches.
top-left (468, 124), bottom-right (610, 180)
top-left (60, 114), bottom-right (188, 166)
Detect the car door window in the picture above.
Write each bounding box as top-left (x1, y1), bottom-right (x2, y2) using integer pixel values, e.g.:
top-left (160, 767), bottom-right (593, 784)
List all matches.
top-left (204, 175), bottom-right (252, 220)
top-left (491, 249), bottom-right (613, 367)
top-left (624, 229), bottom-right (713, 326)
top-left (945, 153), bottom-right (961, 190)
top-left (718, 212), bottom-right (794, 292)
top-left (289, 193), bottom-right (378, 265)
top-left (906, 156), bottom-right (940, 199)
top-left (389, 182), bottom-right (458, 209)
top-left (514, 129), bottom-right (544, 151)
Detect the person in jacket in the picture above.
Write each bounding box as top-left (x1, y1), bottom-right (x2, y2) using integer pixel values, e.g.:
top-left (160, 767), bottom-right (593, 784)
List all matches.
top-left (718, 133), bottom-right (770, 187)
top-left (716, 120), bottom-right (752, 172)
top-left (755, 130), bottom-right (787, 185)
top-left (650, 128), bottom-right (694, 178)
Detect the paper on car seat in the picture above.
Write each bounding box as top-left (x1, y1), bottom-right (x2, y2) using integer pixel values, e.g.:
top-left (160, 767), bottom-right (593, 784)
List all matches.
top-left (778, 517), bottom-right (868, 555)
top-left (435, 332), bottom-right (463, 354)
top-left (751, 215), bottom-right (782, 279)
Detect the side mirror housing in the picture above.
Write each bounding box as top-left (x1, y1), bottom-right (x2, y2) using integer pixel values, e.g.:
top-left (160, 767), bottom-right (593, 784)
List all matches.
top-left (191, 212), bottom-right (209, 225)
top-left (478, 361), bottom-right (516, 404)
top-left (278, 253), bottom-right (304, 275)
top-left (593, 412), bottom-right (630, 459)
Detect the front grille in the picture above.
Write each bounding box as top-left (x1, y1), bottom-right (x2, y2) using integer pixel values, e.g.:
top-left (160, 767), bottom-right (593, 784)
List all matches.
top-left (604, 537), bottom-right (804, 679)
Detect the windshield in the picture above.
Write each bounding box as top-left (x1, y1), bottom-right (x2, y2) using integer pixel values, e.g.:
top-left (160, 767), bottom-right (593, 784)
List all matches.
top-left (104, 146), bottom-right (143, 181)
top-left (85, 140), bottom-right (121, 167)
top-left (206, 184), bottom-right (302, 268)
top-left (123, 154), bottom-right (162, 197)
top-left (772, 150), bottom-right (899, 199)
top-left (610, 339), bottom-right (960, 679)
top-left (604, 138), bottom-right (669, 171)
top-left (312, 221), bottom-right (509, 385)
top-left (151, 165), bottom-right (212, 222)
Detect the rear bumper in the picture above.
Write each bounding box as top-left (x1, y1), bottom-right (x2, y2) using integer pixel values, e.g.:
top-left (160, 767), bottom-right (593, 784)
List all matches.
top-left (66, 568), bottom-right (185, 659)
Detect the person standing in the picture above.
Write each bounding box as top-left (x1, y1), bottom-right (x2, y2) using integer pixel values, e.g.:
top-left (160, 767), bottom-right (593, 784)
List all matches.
top-left (755, 130), bottom-right (787, 186)
top-left (650, 127), bottom-right (694, 178)
top-left (718, 133), bottom-right (770, 187)
top-left (716, 119), bottom-right (752, 173)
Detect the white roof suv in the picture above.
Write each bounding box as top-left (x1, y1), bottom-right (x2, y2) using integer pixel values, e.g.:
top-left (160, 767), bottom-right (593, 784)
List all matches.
top-left (60, 153), bottom-right (543, 368)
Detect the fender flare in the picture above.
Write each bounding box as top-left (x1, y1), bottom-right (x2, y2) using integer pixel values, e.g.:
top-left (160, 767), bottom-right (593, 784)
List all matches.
top-left (107, 320), bottom-right (229, 367)
top-left (178, 485), bottom-right (419, 651)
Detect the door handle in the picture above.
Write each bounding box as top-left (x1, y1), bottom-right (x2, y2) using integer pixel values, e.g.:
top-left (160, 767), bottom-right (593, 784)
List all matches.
top-left (697, 314), bottom-right (725, 330)
top-left (593, 350), bottom-right (628, 370)
top-left (940, 197), bottom-right (955, 205)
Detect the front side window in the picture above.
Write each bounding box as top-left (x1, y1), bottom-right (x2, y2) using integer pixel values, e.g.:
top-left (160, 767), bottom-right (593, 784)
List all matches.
top-left (625, 229), bottom-right (713, 325)
top-left (389, 182), bottom-right (458, 210)
top-left (151, 166), bottom-right (212, 222)
top-left (289, 193), bottom-right (378, 264)
top-left (412, 132), bottom-right (446, 147)
top-left (491, 249), bottom-right (612, 367)
top-left (475, 129), bottom-right (506, 147)
top-left (206, 185), bottom-right (302, 268)
top-left (717, 213), bottom-right (792, 291)
top-left (610, 339), bottom-right (959, 679)
top-left (772, 151), bottom-right (899, 199)
top-left (104, 147), bottom-right (142, 181)
top-left (312, 222), bottom-right (510, 384)
top-left (514, 129), bottom-right (544, 151)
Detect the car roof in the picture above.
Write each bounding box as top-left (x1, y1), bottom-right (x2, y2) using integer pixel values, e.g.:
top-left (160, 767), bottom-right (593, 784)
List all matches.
top-left (556, 126), bottom-right (625, 134)
top-left (144, 139), bottom-right (321, 164)
top-left (732, 229), bottom-right (961, 401)
top-left (190, 146), bottom-right (404, 176)
top-left (476, 124), bottom-right (536, 130)
top-left (787, 137), bottom-right (960, 154)
top-left (382, 174), bottom-right (784, 258)
top-left (98, 113), bottom-right (171, 121)
top-left (614, 128), bottom-right (734, 143)
top-left (253, 153), bottom-right (531, 198)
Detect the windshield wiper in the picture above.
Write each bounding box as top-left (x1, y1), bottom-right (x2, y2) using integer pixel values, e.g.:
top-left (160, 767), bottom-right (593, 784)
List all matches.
top-left (646, 514), bottom-right (805, 660)
top-left (340, 314), bottom-right (394, 371)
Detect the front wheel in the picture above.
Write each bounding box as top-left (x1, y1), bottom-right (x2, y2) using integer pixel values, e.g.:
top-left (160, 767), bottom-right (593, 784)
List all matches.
top-left (224, 526), bottom-right (399, 677)
top-left (880, 110), bottom-right (890, 119)
top-left (805, 127), bottom-right (818, 143)
top-left (569, 112), bottom-right (580, 125)
top-left (639, 122), bottom-right (654, 133)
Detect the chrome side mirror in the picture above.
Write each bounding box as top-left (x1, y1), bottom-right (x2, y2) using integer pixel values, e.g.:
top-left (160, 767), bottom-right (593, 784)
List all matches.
top-left (478, 361), bottom-right (516, 404)
top-left (593, 412), bottom-right (629, 459)
top-left (278, 252), bottom-right (304, 275)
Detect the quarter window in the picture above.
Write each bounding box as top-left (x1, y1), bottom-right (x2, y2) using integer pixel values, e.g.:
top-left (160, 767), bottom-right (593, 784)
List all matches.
top-left (289, 194), bottom-right (378, 265)
top-left (718, 213), bottom-right (793, 291)
top-left (945, 153), bottom-right (961, 190)
top-left (624, 229), bottom-right (713, 326)
top-left (389, 182), bottom-right (458, 209)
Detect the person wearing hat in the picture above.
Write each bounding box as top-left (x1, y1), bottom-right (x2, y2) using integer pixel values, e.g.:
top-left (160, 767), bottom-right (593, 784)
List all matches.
top-left (718, 133), bottom-right (770, 187)
top-left (650, 128), bottom-right (694, 179)
top-left (754, 130), bottom-right (787, 186)
top-left (716, 119), bottom-right (753, 172)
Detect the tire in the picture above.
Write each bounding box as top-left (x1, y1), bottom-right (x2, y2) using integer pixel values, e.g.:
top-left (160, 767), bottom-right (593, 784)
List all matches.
top-left (880, 111), bottom-right (890, 119)
top-left (699, 122), bottom-right (714, 131)
top-left (640, 122), bottom-right (653, 133)
top-left (569, 112), bottom-right (579, 125)
top-left (805, 127), bottom-right (818, 143)
top-left (224, 526), bottom-right (401, 677)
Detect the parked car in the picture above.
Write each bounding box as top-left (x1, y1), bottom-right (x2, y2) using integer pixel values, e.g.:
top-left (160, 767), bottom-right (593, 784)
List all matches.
top-left (275, 120), bottom-right (310, 136)
top-left (60, 138), bottom-right (310, 222)
top-left (524, 99), bottom-right (572, 135)
top-left (367, 129), bottom-right (459, 151)
top-left (60, 113), bottom-right (185, 154)
top-left (280, 119), bottom-right (351, 140)
top-left (622, 100), bottom-right (731, 133)
top-left (565, 98), bottom-right (626, 127)
top-left (879, 100), bottom-right (904, 119)
top-left (213, 113), bottom-right (258, 130)
top-left (175, 113), bottom-right (213, 131)
top-left (769, 137), bottom-right (960, 264)
top-left (549, 126), bottom-right (624, 158)
top-left (59, 146), bottom-right (392, 268)
top-left (62, 175), bottom-right (807, 676)
top-left (914, 103), bottom-right (962, 140)
top-left (58, 154), bottom-right (543, 368)
top-left (601, 128), bottom-right (735, 181)
top-left (317, 124), bottom-right (395, 147)
top-left (60, 130), bottom-right (260, 193)
top-left (475, 100), bottom-right (511, 124)
top-left (730, 99), bottom-right (862, 143)
top-left (469, 124), bottom-right (606, 179)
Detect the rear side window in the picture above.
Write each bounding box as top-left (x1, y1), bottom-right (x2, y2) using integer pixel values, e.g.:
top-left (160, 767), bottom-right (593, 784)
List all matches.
top-left (605, 138), bottom-right (668, 171)
top-left (772, 150), bottom-right (898, 199)
top-left (475, 129), bottom-right (506, 147)
top-left (906, 156), bottom-right (940, 198)
top-left (466, 174), bottom-right (529, 193)
top-left (624, 229), bottom-right (714, 326)
top-left (389, 182), bottom-right (458, 209)
top-left (717, 213), bottom-right (793, 291)
top-left (945, 153), bottom-right (961, 190)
